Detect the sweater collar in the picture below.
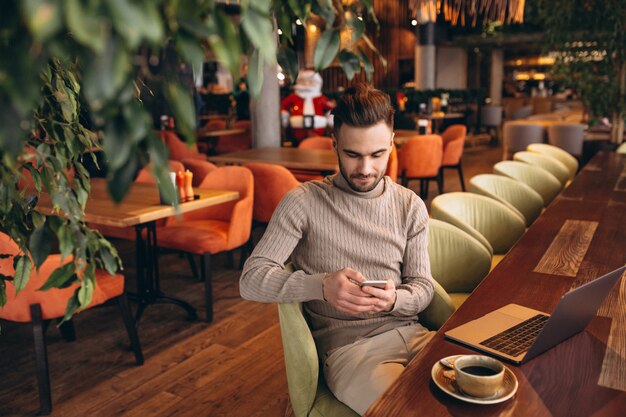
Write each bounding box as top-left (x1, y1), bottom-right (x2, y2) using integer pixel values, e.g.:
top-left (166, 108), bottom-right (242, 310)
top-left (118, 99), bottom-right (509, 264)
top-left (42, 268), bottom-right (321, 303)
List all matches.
top-left (331, 172), bottom-right (386, 199)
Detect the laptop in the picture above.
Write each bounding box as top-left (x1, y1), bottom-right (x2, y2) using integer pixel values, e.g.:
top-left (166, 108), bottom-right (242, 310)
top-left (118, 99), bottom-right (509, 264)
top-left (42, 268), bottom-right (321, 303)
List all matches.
top-left (445, 265), bottom-right (625, 365)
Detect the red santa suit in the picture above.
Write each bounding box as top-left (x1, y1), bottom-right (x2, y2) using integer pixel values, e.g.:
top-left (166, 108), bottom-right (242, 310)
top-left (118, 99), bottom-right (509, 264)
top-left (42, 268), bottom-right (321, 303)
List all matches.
top-left (281, 71), bottom-right (333, 142)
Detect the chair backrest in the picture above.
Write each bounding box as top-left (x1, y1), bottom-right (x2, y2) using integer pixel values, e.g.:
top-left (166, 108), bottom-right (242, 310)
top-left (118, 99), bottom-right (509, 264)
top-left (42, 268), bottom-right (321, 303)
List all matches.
top-left (175, 166), bottom-right (254, 249)
top-left (397, 135), bottom-right (443, 178)
top-left (428, 219), bottom-right (492, 294)
top-left (502, 122), bottom-right (545, 159)
top-left (493, 161), bottom-right (562, 206)
top-left (469, 174), bottom-right (544, 227)
top-left (418, 280), bottom-right (456, 331)
top-left (204, 119), bottom-right (227, 130)
top-left (245, 162), bottom-right (301, 223)
top-left (385, 144), bottom-right (398, 182)
top-left (510, 105), bottom-right (533, 120)
top-left (526, 143), bottom-right (579, 180)
top-left (215, 120), bottom-right (252, 154)
top-left (513, 151), bottom-right (570, 186)
top-left (134, 160), bottom-right (185, 184)
top-left (480, 106), bottom-right (503, 127)
top-left (430, 192), bottom-right (526, 255)
top-left (527, 114), bottom-right (562, 121)
top-left (547, 123), bottom-right (585, 157)
top-left (277, 302), bottom-right (358, 417)
top-left (440, 124), bottom-right (467, 166)
top-left (159, 130), bottom-right (205, 161)
top-left (298, 136), bottom-right (334, 150)
top-left (181, 159), bottom-right (218, 186)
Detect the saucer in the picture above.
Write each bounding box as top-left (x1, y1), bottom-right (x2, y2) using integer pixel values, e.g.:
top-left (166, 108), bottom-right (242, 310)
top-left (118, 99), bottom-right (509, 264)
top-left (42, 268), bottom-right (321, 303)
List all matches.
top-left (431, 355), bottom-right (518, 405)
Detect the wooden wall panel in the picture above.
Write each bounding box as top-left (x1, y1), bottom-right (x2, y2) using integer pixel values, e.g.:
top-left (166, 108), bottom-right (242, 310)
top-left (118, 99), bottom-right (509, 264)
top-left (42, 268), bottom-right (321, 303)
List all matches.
top-left (320, 0), bottom-right (415, 91)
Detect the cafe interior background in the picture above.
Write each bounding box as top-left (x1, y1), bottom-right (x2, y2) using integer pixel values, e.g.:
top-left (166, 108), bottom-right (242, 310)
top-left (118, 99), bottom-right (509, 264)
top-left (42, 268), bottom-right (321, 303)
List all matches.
top-left (1, 0), bottom-right (625, 416)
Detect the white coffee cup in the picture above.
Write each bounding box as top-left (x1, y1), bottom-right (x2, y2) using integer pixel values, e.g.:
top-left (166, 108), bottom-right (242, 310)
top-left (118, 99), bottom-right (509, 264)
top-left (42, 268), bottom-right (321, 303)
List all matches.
top-left (453, 355), bottom-right (505, 398)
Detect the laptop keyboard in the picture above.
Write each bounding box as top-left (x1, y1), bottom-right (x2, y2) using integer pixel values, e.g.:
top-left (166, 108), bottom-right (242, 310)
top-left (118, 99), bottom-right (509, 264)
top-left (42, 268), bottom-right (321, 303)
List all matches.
top-left (479, 314), bottom-right (550, 357)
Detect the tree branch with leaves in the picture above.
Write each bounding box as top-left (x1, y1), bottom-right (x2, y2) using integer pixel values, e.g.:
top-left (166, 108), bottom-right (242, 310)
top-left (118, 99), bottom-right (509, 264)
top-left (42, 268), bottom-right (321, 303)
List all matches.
top-left (0, 0), bottom-right (383, 316)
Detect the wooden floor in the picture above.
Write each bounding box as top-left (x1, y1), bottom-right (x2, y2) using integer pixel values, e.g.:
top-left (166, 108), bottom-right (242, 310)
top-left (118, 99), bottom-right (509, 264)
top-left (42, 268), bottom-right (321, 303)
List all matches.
top-left (0, 142), bottom-right (502, 417)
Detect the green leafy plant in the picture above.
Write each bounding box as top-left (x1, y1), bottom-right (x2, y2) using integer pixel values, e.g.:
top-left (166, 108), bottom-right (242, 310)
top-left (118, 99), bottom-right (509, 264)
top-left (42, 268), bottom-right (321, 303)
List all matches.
top-left (0, 0), bottom-right (383, 316)
top-left (537, 0), bottom-right (626, 144)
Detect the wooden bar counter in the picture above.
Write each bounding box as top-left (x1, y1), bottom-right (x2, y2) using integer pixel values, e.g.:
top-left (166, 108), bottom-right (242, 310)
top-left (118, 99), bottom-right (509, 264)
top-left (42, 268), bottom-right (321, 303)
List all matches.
top-left (365, 152), bottom-right (626, 416)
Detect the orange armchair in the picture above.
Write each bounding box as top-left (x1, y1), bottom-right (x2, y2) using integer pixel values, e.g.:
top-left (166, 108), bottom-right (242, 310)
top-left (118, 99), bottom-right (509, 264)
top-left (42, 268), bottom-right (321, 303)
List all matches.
top-left (215, 120), bottom-right (252, 154)
top-left (298, 136), bottom-right (334, 150)
top-left (385, 144), bottom-right (398, 182)
top-left (440, 124), bottom-right (467, 192)
top-left (245, 162), bottom-right (301, 224)
top-left (292, 136), bottom-right (335, 181)
top-left (181, 159), bottom-right (218, 187)
top-left (156, 166), bottom-right (254, 322)
top-left (159, 130), bottom-right (207, 161)
top-left (397, 135), bottom-right (443, 199)
top-left (0, 233), bottom-right (143, 415)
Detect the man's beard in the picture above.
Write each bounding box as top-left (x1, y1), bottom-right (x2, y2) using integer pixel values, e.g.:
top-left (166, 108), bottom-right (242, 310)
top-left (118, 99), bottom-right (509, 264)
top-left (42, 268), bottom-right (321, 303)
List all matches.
top-left (338, 161), bottom-right (385, 193)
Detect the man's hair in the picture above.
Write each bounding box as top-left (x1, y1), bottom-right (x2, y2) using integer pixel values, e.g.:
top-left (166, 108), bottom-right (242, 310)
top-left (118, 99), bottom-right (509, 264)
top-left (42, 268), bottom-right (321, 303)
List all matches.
top-left (332, 82), bottom-right (394, 137)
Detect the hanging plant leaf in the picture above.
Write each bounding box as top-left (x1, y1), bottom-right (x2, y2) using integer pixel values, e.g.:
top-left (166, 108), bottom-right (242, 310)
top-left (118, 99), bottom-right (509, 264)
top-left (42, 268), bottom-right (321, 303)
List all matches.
top-left (247, 48), bottom-right (264, 98)
top-left (78, 263), bottom-right (95, 307)
top-left (277, 45), bottom-right (299, 84)
top-left (13, 255), bottom-right (33, 294)
top-left (61, 291), bottom-right (80, 323)
top-left (39, 262), bottom-right (75, 291)
top-left (241, 2), bottom-right (276, 64)
top-left (206, 9), bottom-right (241, 79)
top-left (314, 29), bottom-right (340, 71)
top-left (275, 3), bottom-right (293, 44)
top-left (358, 47), bottom-right (374, 82)
top-left (311, 0), bottom-right (336, 28)
top-left (29, 224), bottom-right (52, 268)
top-left (345, 10), bottom-right (364, 41)
top-left (338, 49), bottom-right (361, 80)
top-left (64, 0), bottom-right (106, 53)
top-left (23, 0), bottom-right (62, 42)
top-left (165, 81), bottom-right (196, 143)
top-left (287, 0), bottom-right (310, 23)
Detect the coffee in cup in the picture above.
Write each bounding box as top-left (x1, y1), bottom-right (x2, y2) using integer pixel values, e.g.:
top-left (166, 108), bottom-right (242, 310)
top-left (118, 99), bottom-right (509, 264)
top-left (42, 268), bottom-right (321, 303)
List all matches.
top-left (453, 355), bottom-right (505, 398)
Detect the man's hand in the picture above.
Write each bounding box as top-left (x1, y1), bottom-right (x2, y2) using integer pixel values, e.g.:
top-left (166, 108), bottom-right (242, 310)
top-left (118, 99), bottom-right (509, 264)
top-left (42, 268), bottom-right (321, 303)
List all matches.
top-left (322, 267), bottom-right (397, 315)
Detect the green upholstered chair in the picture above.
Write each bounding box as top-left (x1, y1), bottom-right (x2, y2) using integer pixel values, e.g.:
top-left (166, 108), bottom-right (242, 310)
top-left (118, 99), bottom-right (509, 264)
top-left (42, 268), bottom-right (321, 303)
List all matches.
top-left (493, 161), bottom-right (562, 207)
top-left (526, 143), bottom-right (579, 181)
top-left (427, 219), bottom-right (492, 309)
top-left (469, 174), bottom-right (544, 227)
top-left (419, 280), bottom-right (457, 330)
top-left (513, 151), bottom-right (570, 186)
top-left (431, 192), bottom-right (526, 269)
top-left (277, 302), bottom-right (359, 417)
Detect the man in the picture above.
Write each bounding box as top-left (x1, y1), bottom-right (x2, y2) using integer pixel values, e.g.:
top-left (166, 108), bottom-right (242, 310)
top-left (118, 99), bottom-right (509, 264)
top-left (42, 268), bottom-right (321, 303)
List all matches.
top-left (240, 83), bottom-right (434, 415)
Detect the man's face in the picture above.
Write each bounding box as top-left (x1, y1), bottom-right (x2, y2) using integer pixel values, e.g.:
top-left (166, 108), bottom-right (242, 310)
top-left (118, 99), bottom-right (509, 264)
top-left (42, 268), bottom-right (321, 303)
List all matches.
top-left (333, 121), bottom-right (393, 192)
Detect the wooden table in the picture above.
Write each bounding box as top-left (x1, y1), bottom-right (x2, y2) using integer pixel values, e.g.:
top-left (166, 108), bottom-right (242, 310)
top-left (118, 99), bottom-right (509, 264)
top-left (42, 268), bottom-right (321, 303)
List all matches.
top-left (38, 179), bottom-right (239, 322)
top-left (365, 152), bottom-right (626, 416)
top-left (207, 147), bottom-right (338, 175)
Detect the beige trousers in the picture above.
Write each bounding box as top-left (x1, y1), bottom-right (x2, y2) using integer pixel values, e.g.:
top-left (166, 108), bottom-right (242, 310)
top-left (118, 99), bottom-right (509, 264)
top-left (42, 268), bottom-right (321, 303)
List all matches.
top-left (323, 323), bottom-right (434, 415)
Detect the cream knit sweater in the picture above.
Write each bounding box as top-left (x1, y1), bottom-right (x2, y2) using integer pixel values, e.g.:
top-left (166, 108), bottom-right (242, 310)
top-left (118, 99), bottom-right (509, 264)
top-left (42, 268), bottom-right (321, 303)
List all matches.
top-left (240, 173), bottom-right (434, 358)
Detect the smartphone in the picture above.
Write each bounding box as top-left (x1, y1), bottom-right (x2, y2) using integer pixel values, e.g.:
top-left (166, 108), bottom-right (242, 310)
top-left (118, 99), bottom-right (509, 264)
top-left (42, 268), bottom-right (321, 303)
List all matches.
top-left (358, 280), bottom-right (388, 289)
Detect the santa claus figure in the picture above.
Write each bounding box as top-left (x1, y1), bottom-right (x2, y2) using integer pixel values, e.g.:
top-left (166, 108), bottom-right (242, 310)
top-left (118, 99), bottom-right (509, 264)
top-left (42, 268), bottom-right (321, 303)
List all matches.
top-left (281, 70), bottom-right (333, 143)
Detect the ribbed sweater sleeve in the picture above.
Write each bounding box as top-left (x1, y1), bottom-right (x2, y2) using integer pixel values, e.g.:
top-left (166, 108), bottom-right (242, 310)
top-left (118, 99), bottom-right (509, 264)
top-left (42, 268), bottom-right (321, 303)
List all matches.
top-left (239, 187), bottom-right (326, 302)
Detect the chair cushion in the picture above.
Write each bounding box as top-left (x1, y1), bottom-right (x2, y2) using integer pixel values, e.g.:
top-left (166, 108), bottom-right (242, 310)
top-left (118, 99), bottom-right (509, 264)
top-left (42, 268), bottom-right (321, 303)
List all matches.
top-left (157, 220), bottom-right (230, 255)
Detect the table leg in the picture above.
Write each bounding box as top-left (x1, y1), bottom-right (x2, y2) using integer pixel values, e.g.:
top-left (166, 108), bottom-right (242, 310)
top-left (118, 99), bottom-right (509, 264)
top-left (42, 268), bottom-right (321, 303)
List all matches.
top-left (128, 222), bottom-right (198, 324)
